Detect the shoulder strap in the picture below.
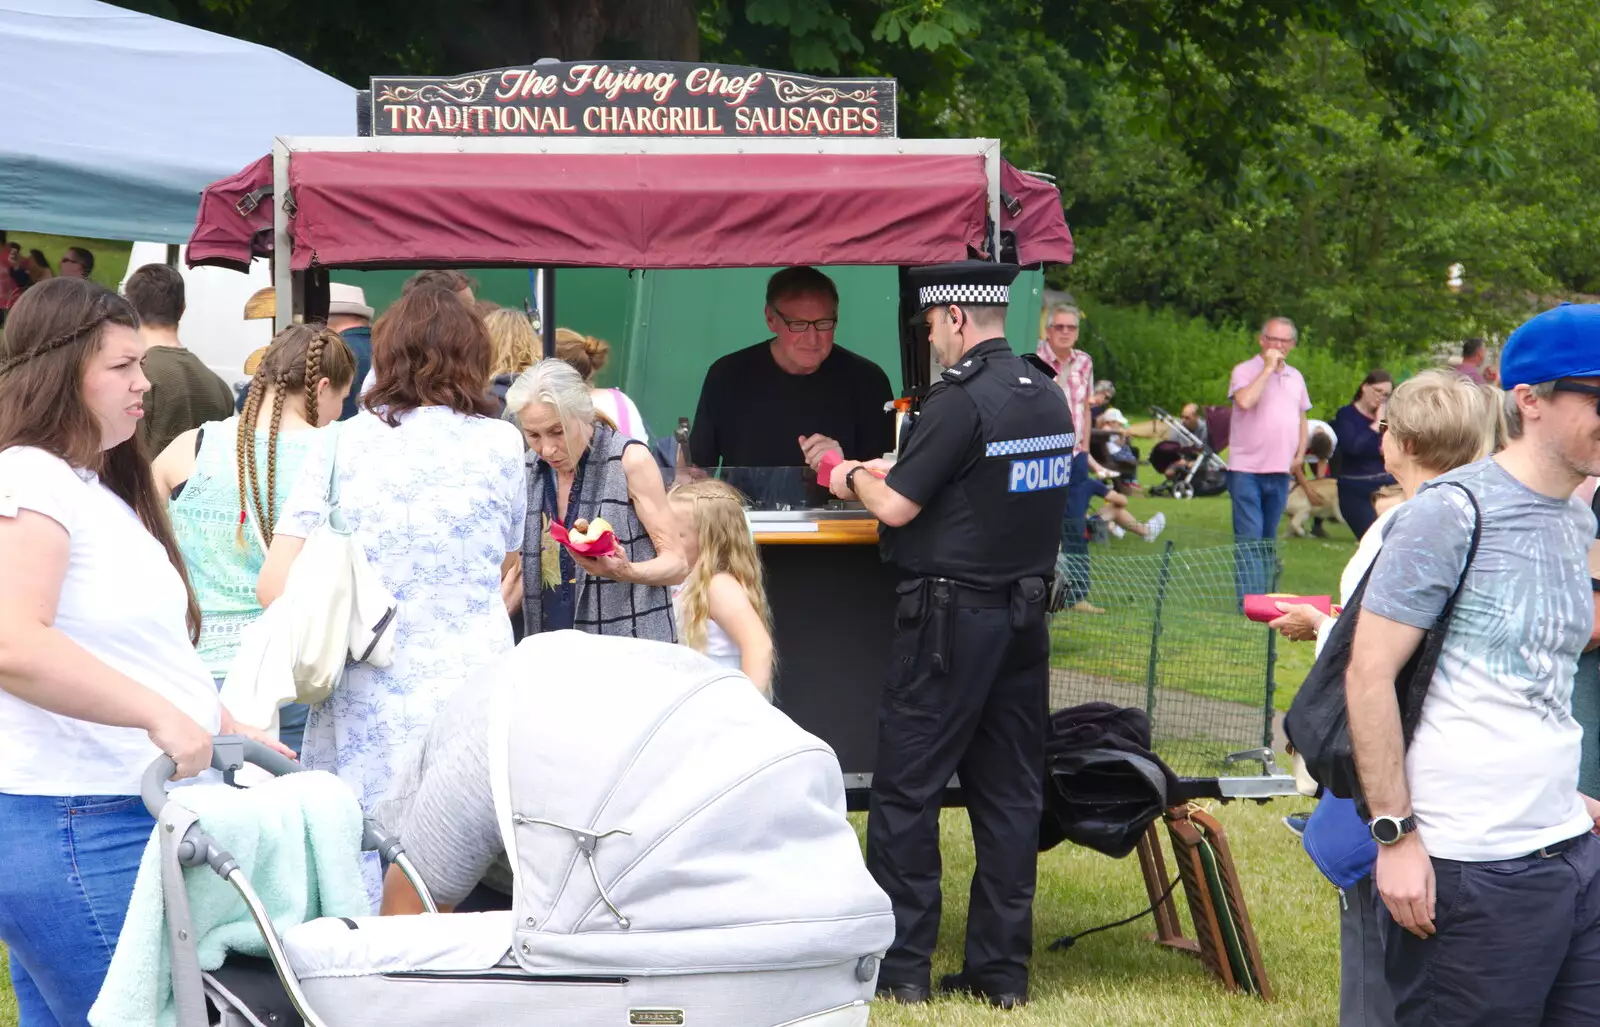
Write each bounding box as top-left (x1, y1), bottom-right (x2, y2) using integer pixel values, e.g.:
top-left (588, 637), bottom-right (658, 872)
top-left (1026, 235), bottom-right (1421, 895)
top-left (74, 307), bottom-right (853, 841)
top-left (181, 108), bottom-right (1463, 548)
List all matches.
top-left (1427, 480), bottom-right (1483, 619)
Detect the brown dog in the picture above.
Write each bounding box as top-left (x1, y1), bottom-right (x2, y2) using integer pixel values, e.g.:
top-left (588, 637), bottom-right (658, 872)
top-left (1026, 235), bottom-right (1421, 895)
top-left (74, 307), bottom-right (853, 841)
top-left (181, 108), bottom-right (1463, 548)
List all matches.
top-left (1285, 478), bottom-right (1344, 537)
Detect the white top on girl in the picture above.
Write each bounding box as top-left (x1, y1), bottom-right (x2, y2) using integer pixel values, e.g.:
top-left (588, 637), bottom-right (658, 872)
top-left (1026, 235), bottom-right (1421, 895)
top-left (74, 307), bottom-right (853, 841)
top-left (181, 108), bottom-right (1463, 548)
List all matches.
top-left (0, 447), bottom-right (221, 795)
top-left (671, 584), bottom-right (742, 671)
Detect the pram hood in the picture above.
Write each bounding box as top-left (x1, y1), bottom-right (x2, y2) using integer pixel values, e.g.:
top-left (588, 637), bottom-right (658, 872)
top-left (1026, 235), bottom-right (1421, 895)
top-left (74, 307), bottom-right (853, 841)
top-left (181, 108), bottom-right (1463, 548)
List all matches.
top-left (491, 633), bottom-right (894, 976)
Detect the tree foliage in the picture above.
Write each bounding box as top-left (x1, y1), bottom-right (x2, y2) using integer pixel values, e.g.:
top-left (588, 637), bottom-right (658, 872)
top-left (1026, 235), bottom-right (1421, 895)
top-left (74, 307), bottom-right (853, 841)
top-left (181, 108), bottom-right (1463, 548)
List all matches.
top-left (113, 0), bottom-right (1599, 358)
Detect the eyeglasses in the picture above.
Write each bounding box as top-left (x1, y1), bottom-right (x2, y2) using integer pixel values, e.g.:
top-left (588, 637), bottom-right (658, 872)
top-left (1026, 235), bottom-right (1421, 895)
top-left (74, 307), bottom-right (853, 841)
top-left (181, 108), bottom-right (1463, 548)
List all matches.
top-left (1048, 322), bottom-right (1078, 333)
top-left (1376, 420), bottom-right (1389, 436)
top-left (771, 305), bottom-right (837, 333)
top-left (1552, 379), bottom-right (1600, 414)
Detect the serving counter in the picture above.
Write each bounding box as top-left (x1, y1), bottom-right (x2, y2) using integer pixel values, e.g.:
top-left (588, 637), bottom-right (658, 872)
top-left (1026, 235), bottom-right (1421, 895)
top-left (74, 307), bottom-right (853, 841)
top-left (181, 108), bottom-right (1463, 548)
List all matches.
top-left (750, 508), bottom-right (896, 803)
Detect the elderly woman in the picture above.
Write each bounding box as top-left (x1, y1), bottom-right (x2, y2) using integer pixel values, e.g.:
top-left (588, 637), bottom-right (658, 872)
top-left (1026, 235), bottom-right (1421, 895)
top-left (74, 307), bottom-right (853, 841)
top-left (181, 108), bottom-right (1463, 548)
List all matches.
top-left (506, 358), bottom-right (685, 639)
top-left (1271, 369), bottom-right (1495, 1027)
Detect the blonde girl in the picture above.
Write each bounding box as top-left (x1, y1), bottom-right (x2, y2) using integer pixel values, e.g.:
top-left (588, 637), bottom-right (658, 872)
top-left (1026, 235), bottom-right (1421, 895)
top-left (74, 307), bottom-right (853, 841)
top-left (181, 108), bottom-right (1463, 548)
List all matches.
top-left (669, 479), bottom-right (774, 697)
top-left (486, 307), bottom-right (541, 414)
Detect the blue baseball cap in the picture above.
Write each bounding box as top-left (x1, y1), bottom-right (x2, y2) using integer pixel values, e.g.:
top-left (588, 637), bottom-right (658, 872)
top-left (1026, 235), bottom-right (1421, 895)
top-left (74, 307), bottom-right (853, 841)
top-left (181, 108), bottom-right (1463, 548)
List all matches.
top-left (1500, 303), bottom-right (1600, 388)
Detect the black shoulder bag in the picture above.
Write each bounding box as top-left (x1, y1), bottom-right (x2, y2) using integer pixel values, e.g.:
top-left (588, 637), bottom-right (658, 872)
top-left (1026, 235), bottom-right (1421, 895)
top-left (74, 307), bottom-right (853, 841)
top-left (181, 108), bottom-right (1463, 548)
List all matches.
top-left (1283, 481), bottom-right (1482, 806)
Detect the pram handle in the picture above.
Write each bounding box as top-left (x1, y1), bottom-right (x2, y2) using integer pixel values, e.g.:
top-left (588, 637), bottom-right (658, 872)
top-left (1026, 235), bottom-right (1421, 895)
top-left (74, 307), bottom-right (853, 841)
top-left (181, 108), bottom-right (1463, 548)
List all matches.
top-left (141, 735), bottom-right (409, 867)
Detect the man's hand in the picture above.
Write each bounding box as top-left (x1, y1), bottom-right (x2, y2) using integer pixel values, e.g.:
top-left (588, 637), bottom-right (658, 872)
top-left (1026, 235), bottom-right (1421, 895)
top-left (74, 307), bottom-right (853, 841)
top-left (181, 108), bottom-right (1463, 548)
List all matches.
top-left (829, 459), bottom-right (864, 500)
top-left (1583, 793), bottom-right (1600, 834)
top-left (1264, 348), bottom-right (1286, 373)
top-left (798, 434), bottom-right (843, 471)
top-left (1375, 833), bottom-right (1436, 938)
top-left (501, 560), bottom-right (524, 615)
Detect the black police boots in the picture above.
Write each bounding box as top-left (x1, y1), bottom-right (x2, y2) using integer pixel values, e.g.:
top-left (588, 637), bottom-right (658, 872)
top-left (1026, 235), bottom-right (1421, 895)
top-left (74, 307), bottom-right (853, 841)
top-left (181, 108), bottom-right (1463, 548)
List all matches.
top-left (939, 971), bottom-right (1028, 1010)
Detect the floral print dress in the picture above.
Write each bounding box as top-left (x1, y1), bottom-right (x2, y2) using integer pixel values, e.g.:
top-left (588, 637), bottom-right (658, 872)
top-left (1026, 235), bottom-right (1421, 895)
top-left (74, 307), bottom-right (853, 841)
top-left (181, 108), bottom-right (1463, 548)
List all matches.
top-left (276, 407), bottom-right (527, 907)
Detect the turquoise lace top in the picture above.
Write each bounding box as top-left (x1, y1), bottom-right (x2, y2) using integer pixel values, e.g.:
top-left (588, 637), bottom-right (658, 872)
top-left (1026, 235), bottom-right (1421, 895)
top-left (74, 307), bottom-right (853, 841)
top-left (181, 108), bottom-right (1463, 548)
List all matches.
top-left (168, 417), bottom-right (326, 677)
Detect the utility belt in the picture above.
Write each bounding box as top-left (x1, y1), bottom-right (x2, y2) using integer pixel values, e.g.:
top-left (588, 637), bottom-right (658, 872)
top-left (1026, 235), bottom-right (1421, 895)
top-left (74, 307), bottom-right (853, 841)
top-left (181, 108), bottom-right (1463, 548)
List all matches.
top-left (895, 575), bottom-right (1047, 675)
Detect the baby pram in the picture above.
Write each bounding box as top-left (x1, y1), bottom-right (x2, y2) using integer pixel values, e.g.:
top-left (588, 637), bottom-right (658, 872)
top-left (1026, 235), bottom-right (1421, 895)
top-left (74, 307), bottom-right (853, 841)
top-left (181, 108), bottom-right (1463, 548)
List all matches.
top-left (1147, 405), bottom-right (1228, 500)
top-left (143, 659), bottom-right (893, 1027)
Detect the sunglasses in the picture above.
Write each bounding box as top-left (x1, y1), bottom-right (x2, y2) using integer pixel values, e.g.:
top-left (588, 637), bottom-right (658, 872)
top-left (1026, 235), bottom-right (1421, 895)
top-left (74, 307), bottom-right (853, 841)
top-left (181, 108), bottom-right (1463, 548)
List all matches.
top-left (1552, 380), bottom-right (1600, 414)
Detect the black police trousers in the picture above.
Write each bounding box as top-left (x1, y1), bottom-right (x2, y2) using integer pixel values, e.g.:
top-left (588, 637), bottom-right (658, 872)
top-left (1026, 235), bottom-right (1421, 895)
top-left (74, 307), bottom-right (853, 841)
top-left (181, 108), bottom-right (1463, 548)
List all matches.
top-left (866, 587), bottom-right (1050, 995)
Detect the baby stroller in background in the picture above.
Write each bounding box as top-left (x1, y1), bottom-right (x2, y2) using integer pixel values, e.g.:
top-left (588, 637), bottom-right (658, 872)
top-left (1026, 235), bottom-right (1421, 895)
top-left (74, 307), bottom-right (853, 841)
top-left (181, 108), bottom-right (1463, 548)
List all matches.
top-left (1147, 406), bottom-right (1229, 500)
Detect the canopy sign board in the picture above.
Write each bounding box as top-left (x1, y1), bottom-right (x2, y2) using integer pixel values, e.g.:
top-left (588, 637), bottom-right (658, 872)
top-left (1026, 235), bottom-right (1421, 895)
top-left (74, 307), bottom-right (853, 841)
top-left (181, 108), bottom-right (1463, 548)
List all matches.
top-left (367, 62), bottom-right (896, 139)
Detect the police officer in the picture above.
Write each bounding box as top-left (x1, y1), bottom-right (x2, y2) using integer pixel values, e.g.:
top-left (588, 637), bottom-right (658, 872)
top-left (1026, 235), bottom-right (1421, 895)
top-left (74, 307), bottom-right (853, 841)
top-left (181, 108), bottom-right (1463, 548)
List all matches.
top-left (827, 260), bottom-right (1074, 1009)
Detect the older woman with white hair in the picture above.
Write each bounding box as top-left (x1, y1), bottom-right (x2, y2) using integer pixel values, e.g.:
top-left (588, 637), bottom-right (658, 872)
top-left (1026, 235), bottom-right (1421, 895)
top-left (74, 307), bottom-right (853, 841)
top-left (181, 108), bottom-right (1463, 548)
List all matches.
top-left (505, 358), bottom-right (685, 640)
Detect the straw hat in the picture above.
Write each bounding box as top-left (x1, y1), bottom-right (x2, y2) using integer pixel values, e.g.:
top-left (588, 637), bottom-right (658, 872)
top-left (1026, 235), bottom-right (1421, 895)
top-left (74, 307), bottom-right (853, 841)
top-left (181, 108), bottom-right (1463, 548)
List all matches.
top-left (329, 282), bottom-right (373, 320)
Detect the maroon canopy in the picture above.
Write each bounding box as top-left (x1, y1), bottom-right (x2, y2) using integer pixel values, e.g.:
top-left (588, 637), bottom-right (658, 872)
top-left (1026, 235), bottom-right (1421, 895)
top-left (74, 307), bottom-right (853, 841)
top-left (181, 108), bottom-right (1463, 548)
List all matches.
top-left (186, 155), bottom-right (273, 272)
top-left (1002, 163), bottom-right (1074, 266)
top-left (189, 149), bottom-right (1072, 271)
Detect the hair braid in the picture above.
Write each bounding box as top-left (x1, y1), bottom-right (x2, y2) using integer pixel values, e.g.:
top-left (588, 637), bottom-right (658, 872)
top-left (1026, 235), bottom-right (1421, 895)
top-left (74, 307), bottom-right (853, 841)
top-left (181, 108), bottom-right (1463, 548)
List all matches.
top-left (303, 332), bottom-right (326, 428)
top-left (237, 369), bottom-right (266, 549)
top-left (263, 368), bottom-right (289, 546)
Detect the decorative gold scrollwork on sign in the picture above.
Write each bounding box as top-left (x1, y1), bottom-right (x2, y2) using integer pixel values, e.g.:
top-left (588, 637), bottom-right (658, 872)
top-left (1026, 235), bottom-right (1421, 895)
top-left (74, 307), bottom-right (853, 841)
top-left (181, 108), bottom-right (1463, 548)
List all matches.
top-left (376, 75), bottom-right (492, 104)
top-left (768, 75), bottom-right (879, 105)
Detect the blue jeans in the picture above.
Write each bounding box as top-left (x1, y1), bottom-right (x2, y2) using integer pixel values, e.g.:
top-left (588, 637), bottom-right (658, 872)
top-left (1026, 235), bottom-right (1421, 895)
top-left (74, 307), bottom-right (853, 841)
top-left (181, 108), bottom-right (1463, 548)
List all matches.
top-left (1060, 452), bottom-right (1094, 604)
top-left (1229, 471), bottom-right (1289, 600)
top-left (0, 792), bottom-right (154, 1026)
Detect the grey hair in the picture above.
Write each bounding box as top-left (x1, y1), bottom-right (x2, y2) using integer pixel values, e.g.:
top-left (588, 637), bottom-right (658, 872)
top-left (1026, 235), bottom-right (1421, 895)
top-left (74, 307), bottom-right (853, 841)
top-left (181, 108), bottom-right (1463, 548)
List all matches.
top-left (1262, 316), bottom-right (1298, 342)
top-left (506, 358), bottom-right (596, 465)
top-left (1501, 381), bottom-right (1556, 441)
top-left (1047, 303), bottom-right (1081, 324)
top-left (1094, 380), bottom-right (1115, 399)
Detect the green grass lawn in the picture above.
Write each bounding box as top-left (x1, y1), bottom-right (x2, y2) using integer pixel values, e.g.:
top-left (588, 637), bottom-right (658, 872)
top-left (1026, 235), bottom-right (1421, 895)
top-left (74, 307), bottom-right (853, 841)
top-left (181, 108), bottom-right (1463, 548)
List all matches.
top-left (1085, 464), bottom-right (1357, 714)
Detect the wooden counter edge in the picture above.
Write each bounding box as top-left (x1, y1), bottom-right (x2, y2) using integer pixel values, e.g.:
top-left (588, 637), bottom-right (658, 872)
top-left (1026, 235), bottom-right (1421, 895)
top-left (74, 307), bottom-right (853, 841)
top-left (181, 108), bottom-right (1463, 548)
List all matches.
top-left (755, 520), bottom-right (881, 545)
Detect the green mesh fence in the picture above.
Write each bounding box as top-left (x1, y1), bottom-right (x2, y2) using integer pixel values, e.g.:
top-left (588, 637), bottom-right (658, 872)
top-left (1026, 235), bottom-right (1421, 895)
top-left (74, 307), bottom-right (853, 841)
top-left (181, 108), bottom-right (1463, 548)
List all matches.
top-left (1049, 539), bottom-right (1281, 777)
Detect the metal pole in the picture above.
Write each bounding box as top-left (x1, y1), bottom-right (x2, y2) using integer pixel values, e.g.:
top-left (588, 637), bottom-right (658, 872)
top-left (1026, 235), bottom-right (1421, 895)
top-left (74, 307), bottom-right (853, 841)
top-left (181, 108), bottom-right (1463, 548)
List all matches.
top-left (983, 141), bottom-right (1002, 261)
top-left (272, 139), bottom-right (292, 333)
top-left (1145, 540), bottom-right (1175, 717)
top-left (225, 869), bottom-right (333, 1027)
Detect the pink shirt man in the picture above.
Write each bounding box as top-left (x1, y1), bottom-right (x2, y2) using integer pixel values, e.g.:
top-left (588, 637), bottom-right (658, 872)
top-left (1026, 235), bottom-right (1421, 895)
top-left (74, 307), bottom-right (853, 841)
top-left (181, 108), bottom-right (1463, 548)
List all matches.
top-left (1034, 340), bottom-right (1093, 455)
top-left (1228, 354), bottom-right (1311, 473)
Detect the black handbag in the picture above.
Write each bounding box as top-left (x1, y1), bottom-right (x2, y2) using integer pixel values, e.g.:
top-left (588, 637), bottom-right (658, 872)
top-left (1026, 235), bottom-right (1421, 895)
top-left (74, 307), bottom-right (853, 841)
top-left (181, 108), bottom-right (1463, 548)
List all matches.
top-left (1283, 481), bottom-right (1482, 806)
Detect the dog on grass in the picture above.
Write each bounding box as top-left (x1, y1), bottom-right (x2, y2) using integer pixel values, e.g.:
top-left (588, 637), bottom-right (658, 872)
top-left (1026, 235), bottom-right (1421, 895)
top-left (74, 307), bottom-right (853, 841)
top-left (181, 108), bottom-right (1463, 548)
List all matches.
top-left (1285, 477), bottom-right (1344, 537)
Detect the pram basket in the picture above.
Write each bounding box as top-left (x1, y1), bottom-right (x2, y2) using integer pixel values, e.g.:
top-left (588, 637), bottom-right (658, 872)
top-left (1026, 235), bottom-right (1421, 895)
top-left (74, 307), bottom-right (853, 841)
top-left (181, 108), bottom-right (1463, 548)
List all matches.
top-left (141, 736), bottom-right (436, 1027)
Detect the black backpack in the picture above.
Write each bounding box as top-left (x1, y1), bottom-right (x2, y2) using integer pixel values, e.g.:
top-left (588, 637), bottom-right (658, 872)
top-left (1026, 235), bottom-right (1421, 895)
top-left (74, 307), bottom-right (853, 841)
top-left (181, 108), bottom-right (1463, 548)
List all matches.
top-left (1283, 481), bottom-right (1481, 806)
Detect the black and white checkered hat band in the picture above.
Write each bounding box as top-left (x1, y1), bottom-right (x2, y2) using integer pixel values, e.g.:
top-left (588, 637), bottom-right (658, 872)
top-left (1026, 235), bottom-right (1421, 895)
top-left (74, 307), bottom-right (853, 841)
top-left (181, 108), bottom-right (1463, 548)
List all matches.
top-left (918, 284), bottom-right (1010, 307)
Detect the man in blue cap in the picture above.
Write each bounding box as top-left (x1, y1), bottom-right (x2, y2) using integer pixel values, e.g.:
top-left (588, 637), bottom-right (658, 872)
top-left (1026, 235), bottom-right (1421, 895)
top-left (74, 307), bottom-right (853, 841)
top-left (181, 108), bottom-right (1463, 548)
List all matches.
top-left (827, 260), bottom-right (1073, 1009)
top-left (1346, 303), bottom-right (1600, 1025)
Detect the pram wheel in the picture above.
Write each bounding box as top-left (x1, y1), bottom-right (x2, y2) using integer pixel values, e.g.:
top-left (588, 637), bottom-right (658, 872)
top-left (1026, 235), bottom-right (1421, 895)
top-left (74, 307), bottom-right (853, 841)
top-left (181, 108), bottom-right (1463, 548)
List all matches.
top-left (1174, 482), bottom-right (1194, 501)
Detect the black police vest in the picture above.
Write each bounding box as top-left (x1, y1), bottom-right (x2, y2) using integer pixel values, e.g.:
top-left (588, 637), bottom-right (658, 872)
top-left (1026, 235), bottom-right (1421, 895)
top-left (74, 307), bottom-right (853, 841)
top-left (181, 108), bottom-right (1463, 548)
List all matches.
top-left (883, 339), bottom-right (1075, 589)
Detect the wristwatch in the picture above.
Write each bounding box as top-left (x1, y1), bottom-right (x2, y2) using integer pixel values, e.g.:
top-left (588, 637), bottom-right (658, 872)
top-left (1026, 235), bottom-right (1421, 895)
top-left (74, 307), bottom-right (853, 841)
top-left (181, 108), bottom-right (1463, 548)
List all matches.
top-left (1369, 814), bottom-right (1417, 846)
top-left (845, 466), bottom-right (864, 494)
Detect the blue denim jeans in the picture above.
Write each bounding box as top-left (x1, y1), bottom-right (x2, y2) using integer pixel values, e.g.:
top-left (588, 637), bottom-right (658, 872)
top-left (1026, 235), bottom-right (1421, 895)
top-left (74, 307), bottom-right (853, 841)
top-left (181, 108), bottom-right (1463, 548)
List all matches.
top-left (0, 792), bottom-right (154, 1027)
top-left (1229, 471), bottom-right (1289, 601)
top-left (1060, 452), bottom-right (1094, 604)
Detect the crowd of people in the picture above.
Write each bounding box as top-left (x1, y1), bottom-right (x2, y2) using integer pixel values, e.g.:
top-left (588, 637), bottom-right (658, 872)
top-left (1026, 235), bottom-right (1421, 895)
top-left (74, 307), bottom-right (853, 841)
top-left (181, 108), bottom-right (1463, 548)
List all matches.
top-left (0, 237), bottom-right (94, 328)
top-left (0, 267), bottom-right (785, 1020)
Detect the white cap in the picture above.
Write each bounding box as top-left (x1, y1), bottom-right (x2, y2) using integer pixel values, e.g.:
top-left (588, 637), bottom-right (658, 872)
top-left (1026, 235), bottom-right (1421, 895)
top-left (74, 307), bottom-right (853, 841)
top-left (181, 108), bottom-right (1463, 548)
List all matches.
top-left (1102, 407), bottom-right (1129, 426)
top-left (328, 282), bottom-right (373, 320)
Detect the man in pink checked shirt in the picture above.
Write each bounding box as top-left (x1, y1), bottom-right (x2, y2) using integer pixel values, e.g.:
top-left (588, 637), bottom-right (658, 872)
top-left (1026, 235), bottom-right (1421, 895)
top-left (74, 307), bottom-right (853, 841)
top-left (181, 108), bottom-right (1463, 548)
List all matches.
top-left (1026, 303), bottom-right (1109, 613)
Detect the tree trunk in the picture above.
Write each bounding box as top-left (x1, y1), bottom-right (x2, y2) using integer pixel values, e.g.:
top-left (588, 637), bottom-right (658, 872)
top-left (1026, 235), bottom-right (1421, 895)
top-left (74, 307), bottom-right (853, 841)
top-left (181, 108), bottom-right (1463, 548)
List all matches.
top-left (436, 0), bottom-right (698, 69)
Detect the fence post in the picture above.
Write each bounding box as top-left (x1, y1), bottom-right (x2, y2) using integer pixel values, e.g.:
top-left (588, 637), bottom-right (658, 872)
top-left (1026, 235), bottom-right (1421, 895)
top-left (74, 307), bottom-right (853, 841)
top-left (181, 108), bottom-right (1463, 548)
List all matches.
top-left (1145, 540), bottom-right (1176, 716)
top-left (1262, 542), bottom-right (1282, 749)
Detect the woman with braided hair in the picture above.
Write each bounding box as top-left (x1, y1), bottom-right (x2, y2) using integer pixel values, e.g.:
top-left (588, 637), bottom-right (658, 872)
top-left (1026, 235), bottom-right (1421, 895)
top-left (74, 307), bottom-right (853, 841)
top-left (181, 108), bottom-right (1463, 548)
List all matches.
top-left (152, 324), bottom-right (355, 755)
top-left (0, 278), bottom-right (290, 1026)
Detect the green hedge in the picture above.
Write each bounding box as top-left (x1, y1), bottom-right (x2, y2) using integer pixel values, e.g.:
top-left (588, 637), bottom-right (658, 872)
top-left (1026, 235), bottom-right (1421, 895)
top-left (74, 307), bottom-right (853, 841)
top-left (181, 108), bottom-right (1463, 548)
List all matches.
top-left (1076, 302), bottom-right (1430, 421)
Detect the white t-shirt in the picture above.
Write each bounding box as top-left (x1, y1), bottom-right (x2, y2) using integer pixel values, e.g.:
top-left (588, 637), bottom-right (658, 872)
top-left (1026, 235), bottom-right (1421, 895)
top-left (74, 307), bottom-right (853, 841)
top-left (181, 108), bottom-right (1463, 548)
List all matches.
top-left (0, 447), bottom-right (221, 795)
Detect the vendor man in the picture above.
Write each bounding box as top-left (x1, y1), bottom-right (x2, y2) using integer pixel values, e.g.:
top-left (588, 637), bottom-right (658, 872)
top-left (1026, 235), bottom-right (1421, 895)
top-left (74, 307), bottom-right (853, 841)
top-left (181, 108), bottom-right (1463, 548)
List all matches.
top-left (688, 267), bottom-right (894, 473)
top-left (828, 261), bottom-right (1073, 1009)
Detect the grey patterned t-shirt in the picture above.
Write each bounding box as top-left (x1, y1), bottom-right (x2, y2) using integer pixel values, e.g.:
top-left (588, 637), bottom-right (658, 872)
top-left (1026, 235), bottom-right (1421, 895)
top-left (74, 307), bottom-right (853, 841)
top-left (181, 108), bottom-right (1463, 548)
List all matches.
top-left (1364, 458), bottom-right (1597, 861)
